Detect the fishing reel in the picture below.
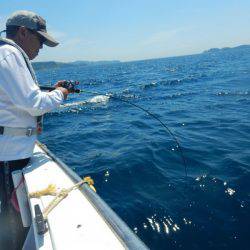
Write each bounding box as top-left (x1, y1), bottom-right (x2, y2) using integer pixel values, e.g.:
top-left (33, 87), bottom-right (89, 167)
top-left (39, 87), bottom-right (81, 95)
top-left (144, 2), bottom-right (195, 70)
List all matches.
top-left (60, 80), bottom-right (80, 93)
top-left (40, 80), bottom-right (81, 93)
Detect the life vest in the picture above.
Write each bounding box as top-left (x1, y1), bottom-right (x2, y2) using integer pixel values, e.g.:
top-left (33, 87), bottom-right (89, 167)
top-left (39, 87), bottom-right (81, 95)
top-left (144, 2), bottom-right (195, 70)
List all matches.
top-left (0, 37), bottom-right (43, 132)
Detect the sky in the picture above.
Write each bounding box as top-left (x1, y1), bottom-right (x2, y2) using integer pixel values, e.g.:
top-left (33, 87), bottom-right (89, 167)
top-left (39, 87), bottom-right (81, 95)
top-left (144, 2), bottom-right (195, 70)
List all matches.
top-left (1, 0), bottom-right (250, 62)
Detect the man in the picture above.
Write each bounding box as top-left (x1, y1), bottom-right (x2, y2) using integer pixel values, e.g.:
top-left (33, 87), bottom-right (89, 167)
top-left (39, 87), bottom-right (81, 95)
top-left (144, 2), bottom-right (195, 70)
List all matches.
top-left (0, 10), bottom-right (72, 249)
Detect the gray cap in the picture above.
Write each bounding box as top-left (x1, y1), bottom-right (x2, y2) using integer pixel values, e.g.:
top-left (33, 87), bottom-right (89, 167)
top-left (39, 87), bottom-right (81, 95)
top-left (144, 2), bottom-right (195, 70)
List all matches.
top-left (6, 10), bottom-right (59, 47)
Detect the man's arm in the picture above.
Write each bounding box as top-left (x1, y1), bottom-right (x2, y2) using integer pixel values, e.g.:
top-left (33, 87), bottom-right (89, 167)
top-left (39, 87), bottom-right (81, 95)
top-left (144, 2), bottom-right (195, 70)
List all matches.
top-left (0, 50), bottom-right (67, 116)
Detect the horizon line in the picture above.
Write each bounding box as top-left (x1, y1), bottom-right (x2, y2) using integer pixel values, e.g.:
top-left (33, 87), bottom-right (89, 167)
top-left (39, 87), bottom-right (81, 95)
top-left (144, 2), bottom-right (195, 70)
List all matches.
top-left (34, 43), bottom-right (250, 64)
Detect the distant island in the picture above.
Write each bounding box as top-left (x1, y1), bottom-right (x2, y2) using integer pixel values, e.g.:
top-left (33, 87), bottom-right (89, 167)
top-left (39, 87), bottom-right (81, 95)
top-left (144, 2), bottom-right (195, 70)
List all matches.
top-left (32, 60), bottom-right (121, 70)
top-left (202, 44), bottom-right (250, 54)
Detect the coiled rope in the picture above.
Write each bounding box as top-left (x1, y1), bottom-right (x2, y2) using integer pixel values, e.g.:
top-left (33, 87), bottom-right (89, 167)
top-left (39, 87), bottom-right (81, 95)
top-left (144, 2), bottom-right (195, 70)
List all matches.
top-left (29, 176), bottom-right (96, 219)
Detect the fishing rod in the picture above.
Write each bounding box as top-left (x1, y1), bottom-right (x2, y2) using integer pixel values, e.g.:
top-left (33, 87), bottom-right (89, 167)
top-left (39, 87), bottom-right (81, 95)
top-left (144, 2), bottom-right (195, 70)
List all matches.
top-left (40, 81), bottom-right (188, 179)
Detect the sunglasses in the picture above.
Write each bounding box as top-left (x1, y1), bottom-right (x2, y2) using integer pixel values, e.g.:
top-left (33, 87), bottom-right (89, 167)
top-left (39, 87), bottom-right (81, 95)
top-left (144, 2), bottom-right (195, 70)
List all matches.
top-left (28, 29), bottom-right (46, 46)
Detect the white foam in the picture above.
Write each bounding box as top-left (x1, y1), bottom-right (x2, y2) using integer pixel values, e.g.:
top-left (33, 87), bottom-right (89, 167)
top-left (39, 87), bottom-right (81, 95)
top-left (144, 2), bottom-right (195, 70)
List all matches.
top-left (60, 100), bottom-right (87, 108)
top-left (88, 95), bottom-right (110, 104)
top-left (59, 95), bottom-right (109, 109)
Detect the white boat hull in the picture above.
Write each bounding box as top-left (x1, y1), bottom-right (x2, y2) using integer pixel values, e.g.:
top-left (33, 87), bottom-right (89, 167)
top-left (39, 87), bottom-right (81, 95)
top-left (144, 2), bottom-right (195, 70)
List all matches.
top-left (19, 141), bottom-right (148, 250)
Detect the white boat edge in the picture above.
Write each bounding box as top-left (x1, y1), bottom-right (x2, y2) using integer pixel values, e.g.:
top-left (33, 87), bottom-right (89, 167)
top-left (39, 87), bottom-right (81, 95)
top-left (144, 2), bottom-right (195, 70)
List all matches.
top-left (16, 140), bottom-right (148, 250)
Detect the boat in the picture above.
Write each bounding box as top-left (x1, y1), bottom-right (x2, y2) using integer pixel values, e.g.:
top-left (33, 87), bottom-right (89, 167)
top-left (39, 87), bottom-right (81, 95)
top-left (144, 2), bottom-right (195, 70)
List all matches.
top-left (11, 141), bottom-right (148, 249)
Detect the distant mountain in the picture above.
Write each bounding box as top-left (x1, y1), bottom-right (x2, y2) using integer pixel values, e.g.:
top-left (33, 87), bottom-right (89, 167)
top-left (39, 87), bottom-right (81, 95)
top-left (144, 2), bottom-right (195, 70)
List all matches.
top-left (32, 45), bottom-right (250, 71)
top-left (71, 60), bottom-right (120, 65)
top-left (32, 61), bottom-right (68, 70)
top-left (203, 45), bottom-right (250, 54)
top-left (32, 60), bottom-right (121, 70)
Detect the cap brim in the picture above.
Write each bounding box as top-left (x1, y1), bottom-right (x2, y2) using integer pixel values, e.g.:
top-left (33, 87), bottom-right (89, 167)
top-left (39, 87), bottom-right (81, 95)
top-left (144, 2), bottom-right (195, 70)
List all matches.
top-left (37, 30), bottom-right (59, 47)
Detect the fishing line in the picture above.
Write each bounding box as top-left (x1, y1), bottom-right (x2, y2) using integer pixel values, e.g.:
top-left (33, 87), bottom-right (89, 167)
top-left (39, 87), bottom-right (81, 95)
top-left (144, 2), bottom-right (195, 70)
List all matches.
top-left (40, 84), bottom-right (188, 179)
top-left (80, 89), bottom-right (188, 179)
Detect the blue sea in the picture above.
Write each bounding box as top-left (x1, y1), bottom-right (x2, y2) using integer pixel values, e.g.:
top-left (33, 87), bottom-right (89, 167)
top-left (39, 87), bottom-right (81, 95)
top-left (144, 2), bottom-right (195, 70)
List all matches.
top-left (37, 49), bottom-right (250, 250)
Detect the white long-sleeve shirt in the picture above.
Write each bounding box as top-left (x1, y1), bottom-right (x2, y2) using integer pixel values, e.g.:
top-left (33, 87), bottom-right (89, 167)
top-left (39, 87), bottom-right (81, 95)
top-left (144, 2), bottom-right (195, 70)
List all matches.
top-left (0, 44), bottom-right (64, 161)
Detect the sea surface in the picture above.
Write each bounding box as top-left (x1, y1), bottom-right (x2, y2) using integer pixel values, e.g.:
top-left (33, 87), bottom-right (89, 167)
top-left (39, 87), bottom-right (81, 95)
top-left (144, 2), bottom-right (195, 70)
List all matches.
top-left (37, 50), bottom-right (250, 250)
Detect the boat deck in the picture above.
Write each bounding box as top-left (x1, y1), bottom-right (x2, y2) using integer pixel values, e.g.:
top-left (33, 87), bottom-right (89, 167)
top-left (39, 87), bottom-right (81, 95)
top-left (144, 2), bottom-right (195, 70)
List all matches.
top-left (21, 142), bottom-right (148, 249)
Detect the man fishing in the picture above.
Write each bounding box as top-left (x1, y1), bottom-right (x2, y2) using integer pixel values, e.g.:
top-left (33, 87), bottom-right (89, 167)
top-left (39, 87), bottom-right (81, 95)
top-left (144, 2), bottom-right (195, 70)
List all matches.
top-left (0, 10), bottom-right (73, 249)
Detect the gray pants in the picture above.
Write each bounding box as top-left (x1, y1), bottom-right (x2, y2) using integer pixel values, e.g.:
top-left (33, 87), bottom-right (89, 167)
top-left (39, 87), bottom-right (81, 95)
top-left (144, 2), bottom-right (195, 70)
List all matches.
top-left (0, 159), bottom-right (30, 250)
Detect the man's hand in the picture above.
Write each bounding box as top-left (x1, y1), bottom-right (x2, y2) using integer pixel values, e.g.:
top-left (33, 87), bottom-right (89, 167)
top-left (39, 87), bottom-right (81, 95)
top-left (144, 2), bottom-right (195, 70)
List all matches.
top-left (54, 80), bottom-right (70, 99)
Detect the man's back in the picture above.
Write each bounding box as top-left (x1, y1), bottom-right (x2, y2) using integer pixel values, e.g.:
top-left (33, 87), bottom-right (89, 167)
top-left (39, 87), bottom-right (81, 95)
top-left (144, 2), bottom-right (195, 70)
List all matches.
top-left (0, 44), bottom-right (37, 128)
top-left (0, 41), bottom-right (64, 160)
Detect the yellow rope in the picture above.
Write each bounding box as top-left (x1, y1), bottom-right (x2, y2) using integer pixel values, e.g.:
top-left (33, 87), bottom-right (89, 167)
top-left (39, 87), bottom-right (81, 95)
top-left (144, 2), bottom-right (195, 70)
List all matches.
top-left (29, 184), bottom-right (57, 198)
top-left (29, 176), bottom-right (96, 219)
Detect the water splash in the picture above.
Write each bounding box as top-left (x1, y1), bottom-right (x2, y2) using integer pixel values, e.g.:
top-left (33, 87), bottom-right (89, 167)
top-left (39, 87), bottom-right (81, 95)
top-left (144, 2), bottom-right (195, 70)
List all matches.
top-left (88, 95), bottom-right (110, 104)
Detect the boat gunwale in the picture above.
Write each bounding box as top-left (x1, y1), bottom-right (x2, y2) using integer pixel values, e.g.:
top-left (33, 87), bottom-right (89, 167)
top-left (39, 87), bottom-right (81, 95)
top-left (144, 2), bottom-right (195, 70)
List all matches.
top-left (36, 140), bottom-right (148, 250)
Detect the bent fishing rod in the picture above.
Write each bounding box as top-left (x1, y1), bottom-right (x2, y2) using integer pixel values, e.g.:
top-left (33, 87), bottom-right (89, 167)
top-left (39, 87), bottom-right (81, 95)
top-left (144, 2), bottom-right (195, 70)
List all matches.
top-left (40, 81), bottom-right (188, 179)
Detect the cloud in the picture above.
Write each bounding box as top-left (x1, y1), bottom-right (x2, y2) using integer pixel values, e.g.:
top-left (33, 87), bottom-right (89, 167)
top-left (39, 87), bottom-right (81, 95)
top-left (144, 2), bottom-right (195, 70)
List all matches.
top-left (49, 30), bottom-right (67, 40)
top-left (37, 31), bottom-right (96, 62)
top-left (0, 15), bottom-right (7, 21)
top-left (177, 7), bottom-right (204, 14)
top-left (62, 37), bottom-right (93, 47)
top-left (0, 15), bottom-right (7, 32)
top-left (141, 27), bottom-right (192, 47)
top-left (46, 27), bottom-right (95, 48)
top-left (142, 30), bottom-right (179, 46)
